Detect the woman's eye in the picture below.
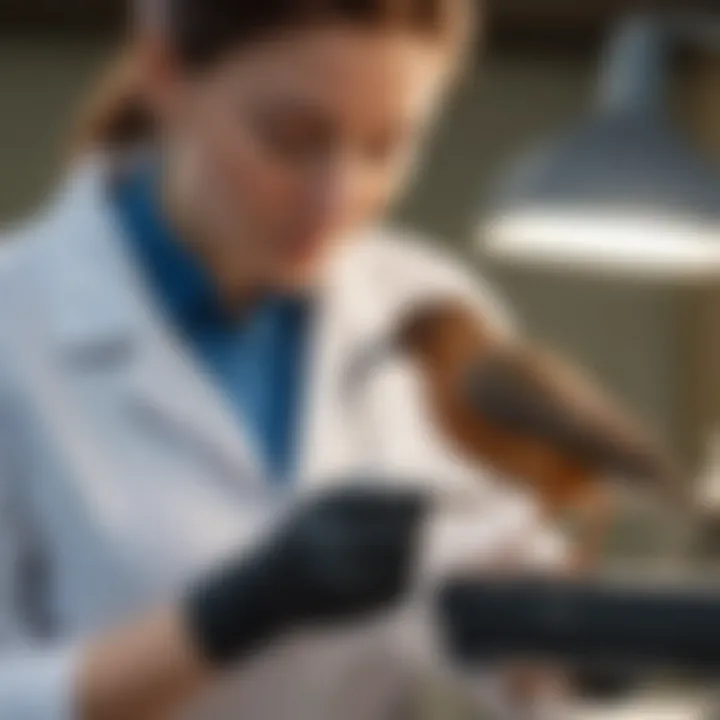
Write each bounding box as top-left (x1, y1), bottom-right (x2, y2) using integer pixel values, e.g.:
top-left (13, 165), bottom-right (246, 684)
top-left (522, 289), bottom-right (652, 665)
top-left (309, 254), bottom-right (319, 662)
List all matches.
top-left (252, 114), bottom-right (332, 161)
top-left (247, 106), bottom-right (417, 168)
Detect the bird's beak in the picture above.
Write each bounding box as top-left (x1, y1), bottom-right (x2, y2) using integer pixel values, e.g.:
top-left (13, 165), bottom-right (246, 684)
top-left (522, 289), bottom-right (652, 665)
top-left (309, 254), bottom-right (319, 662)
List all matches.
top-left (344, 336), bottom-right (400, 400)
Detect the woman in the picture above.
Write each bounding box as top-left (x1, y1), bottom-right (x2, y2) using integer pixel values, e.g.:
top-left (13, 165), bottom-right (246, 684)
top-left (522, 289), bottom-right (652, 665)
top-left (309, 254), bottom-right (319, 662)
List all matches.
top-left (0, 1), bottom-right (566, 718)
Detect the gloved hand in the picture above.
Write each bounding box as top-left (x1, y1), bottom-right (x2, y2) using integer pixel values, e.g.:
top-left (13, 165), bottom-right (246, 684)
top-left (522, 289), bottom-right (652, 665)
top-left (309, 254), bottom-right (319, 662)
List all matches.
top-left (184, 485), bottom-right (429, 666)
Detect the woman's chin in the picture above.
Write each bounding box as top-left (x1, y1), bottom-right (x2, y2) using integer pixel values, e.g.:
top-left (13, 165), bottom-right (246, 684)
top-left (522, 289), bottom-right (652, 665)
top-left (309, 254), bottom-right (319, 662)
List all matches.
top-left (268, 256), bottom-right (326, 291)
top-left (280, 236), bottom-right (328, 265)
top-left (271, 243), bottom-right (335, 284)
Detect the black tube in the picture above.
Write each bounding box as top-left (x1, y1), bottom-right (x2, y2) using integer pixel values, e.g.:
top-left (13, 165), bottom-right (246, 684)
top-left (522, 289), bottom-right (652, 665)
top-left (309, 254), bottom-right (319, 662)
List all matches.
top-left (439, 578), bottom-right (720, 672)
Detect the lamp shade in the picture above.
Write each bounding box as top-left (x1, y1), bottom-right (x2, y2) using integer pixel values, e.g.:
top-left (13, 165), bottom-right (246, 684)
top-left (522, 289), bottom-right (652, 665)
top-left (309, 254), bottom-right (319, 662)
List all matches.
top-left (482, 16), bottom-right (720, 280)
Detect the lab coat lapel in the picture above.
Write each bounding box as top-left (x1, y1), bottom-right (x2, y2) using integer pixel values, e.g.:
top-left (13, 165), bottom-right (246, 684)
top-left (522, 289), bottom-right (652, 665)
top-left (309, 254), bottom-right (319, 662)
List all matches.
top-left (295, 239), bottom-right (429, 491)
top-left (47, 158), bottom-right (268, 488)
top-left (126, 325), bottom-right (269, 485)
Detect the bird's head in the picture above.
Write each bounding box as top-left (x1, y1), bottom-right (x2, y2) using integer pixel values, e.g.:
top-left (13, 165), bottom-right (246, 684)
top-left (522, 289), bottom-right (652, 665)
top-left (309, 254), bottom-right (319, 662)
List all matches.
top-left (394, 298), bottom-right (501, 368)
top-left (345, 298), bottom-right (502, 391)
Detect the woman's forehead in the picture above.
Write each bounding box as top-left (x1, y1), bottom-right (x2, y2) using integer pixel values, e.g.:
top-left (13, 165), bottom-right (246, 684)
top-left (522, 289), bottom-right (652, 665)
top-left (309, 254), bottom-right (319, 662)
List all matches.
top-left (209, 27), bottom-right (452, 122)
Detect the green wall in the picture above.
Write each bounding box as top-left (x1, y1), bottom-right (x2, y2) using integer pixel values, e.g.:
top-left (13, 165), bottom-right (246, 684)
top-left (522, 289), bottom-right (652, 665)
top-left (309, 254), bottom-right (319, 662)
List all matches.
top-left (0, 35), bottom-right (113, 219)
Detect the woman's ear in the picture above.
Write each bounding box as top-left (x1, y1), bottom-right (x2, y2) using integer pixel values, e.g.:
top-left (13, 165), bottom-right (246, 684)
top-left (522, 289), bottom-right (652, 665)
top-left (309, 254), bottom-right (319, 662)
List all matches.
top-left (134, 30), bottom-right (186, 130)
top-left (70, 47), bottom-right (150, 156)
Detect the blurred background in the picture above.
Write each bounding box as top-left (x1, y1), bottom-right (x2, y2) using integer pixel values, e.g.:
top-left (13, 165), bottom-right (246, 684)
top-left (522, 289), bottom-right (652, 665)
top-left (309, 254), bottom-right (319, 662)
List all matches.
top-left (1, 1), bottom-right (720, 715)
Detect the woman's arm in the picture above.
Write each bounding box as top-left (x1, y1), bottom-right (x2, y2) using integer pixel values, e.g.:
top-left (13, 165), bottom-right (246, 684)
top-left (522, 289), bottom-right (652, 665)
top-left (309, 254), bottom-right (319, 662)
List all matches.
top-left (0, 390), bottom-right (215, 720)
top-left (2, 485), bottom-right (428, 720)
top-left (77, 607), bottom-right (212, 720)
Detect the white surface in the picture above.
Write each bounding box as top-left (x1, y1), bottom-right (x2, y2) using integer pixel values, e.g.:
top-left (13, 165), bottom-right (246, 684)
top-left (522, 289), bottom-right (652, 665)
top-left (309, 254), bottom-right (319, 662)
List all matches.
top-left (574, 692), bottom-right (714, 720)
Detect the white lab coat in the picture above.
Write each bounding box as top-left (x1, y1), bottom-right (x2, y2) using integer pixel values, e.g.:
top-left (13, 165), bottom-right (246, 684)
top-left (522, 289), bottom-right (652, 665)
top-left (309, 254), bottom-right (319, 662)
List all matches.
top-left (0, 157), bottom-right (565, 719)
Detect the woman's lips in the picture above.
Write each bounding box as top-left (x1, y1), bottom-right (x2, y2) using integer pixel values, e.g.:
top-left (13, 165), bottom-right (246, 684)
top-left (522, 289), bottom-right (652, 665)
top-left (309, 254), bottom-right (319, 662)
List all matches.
top-left (276, 229), bottom-right (332, 263)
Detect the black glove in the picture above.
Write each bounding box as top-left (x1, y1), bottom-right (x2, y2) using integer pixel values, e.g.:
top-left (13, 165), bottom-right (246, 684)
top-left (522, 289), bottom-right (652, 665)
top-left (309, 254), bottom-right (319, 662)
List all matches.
top-left (184, 485), bottom-right (429, 666)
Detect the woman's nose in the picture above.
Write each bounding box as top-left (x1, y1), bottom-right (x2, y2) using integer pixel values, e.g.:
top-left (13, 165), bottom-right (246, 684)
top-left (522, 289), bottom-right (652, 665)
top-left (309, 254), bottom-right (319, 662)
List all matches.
top-left (305, 155), bottom-right (376, 224)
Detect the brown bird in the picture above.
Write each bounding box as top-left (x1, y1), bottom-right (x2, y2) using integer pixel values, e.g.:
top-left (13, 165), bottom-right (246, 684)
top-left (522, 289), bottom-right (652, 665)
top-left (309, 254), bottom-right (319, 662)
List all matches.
top-left (348, 298), bottom-right (679, 569)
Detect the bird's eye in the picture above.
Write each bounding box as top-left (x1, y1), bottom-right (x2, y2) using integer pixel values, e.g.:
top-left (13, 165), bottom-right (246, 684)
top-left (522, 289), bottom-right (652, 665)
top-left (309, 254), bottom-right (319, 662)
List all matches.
top-left (399, 308), bottom-right (446, 350)
top-left (403, 318), bottom-right (434, 348)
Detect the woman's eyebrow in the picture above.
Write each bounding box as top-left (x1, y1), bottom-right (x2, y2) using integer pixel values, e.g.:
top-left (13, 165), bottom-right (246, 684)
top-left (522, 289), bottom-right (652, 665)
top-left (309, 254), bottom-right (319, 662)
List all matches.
top-left (249, 93), bottom-right (335, 120)
top-left (247, 97), bottom-right (341, 136)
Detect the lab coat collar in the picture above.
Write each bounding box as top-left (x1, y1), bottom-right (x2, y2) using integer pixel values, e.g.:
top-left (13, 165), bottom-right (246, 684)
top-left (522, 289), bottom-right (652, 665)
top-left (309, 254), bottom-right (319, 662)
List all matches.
top-left (44, 155), bottom-right (145, 357)
top-left (43, 156), bottom-right (270, 484)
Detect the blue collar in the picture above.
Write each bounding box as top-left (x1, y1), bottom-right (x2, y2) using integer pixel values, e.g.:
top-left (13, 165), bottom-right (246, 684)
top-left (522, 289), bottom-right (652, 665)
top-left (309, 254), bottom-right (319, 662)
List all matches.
top-left (113, 162), bottom-right (238, 331)
top-left (111, 161), bottom-right (312, 480)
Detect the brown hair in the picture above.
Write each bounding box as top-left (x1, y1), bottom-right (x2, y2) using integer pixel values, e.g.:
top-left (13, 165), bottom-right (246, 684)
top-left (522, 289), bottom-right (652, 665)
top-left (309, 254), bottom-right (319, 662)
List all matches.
top-left (73, 0), bottom-right (474, 155)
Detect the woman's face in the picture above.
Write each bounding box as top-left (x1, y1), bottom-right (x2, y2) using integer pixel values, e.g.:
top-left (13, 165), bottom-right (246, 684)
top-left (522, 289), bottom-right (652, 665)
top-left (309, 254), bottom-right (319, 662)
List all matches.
top-left (143, 25), bottom-right (454, 289)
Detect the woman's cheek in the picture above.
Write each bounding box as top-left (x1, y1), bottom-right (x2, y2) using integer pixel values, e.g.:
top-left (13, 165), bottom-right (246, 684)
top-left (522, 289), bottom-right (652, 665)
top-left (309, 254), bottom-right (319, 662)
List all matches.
top-left (359, 156), bottom-right (417, 225)
top-left (202, 135), bottom-right (278, 238)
